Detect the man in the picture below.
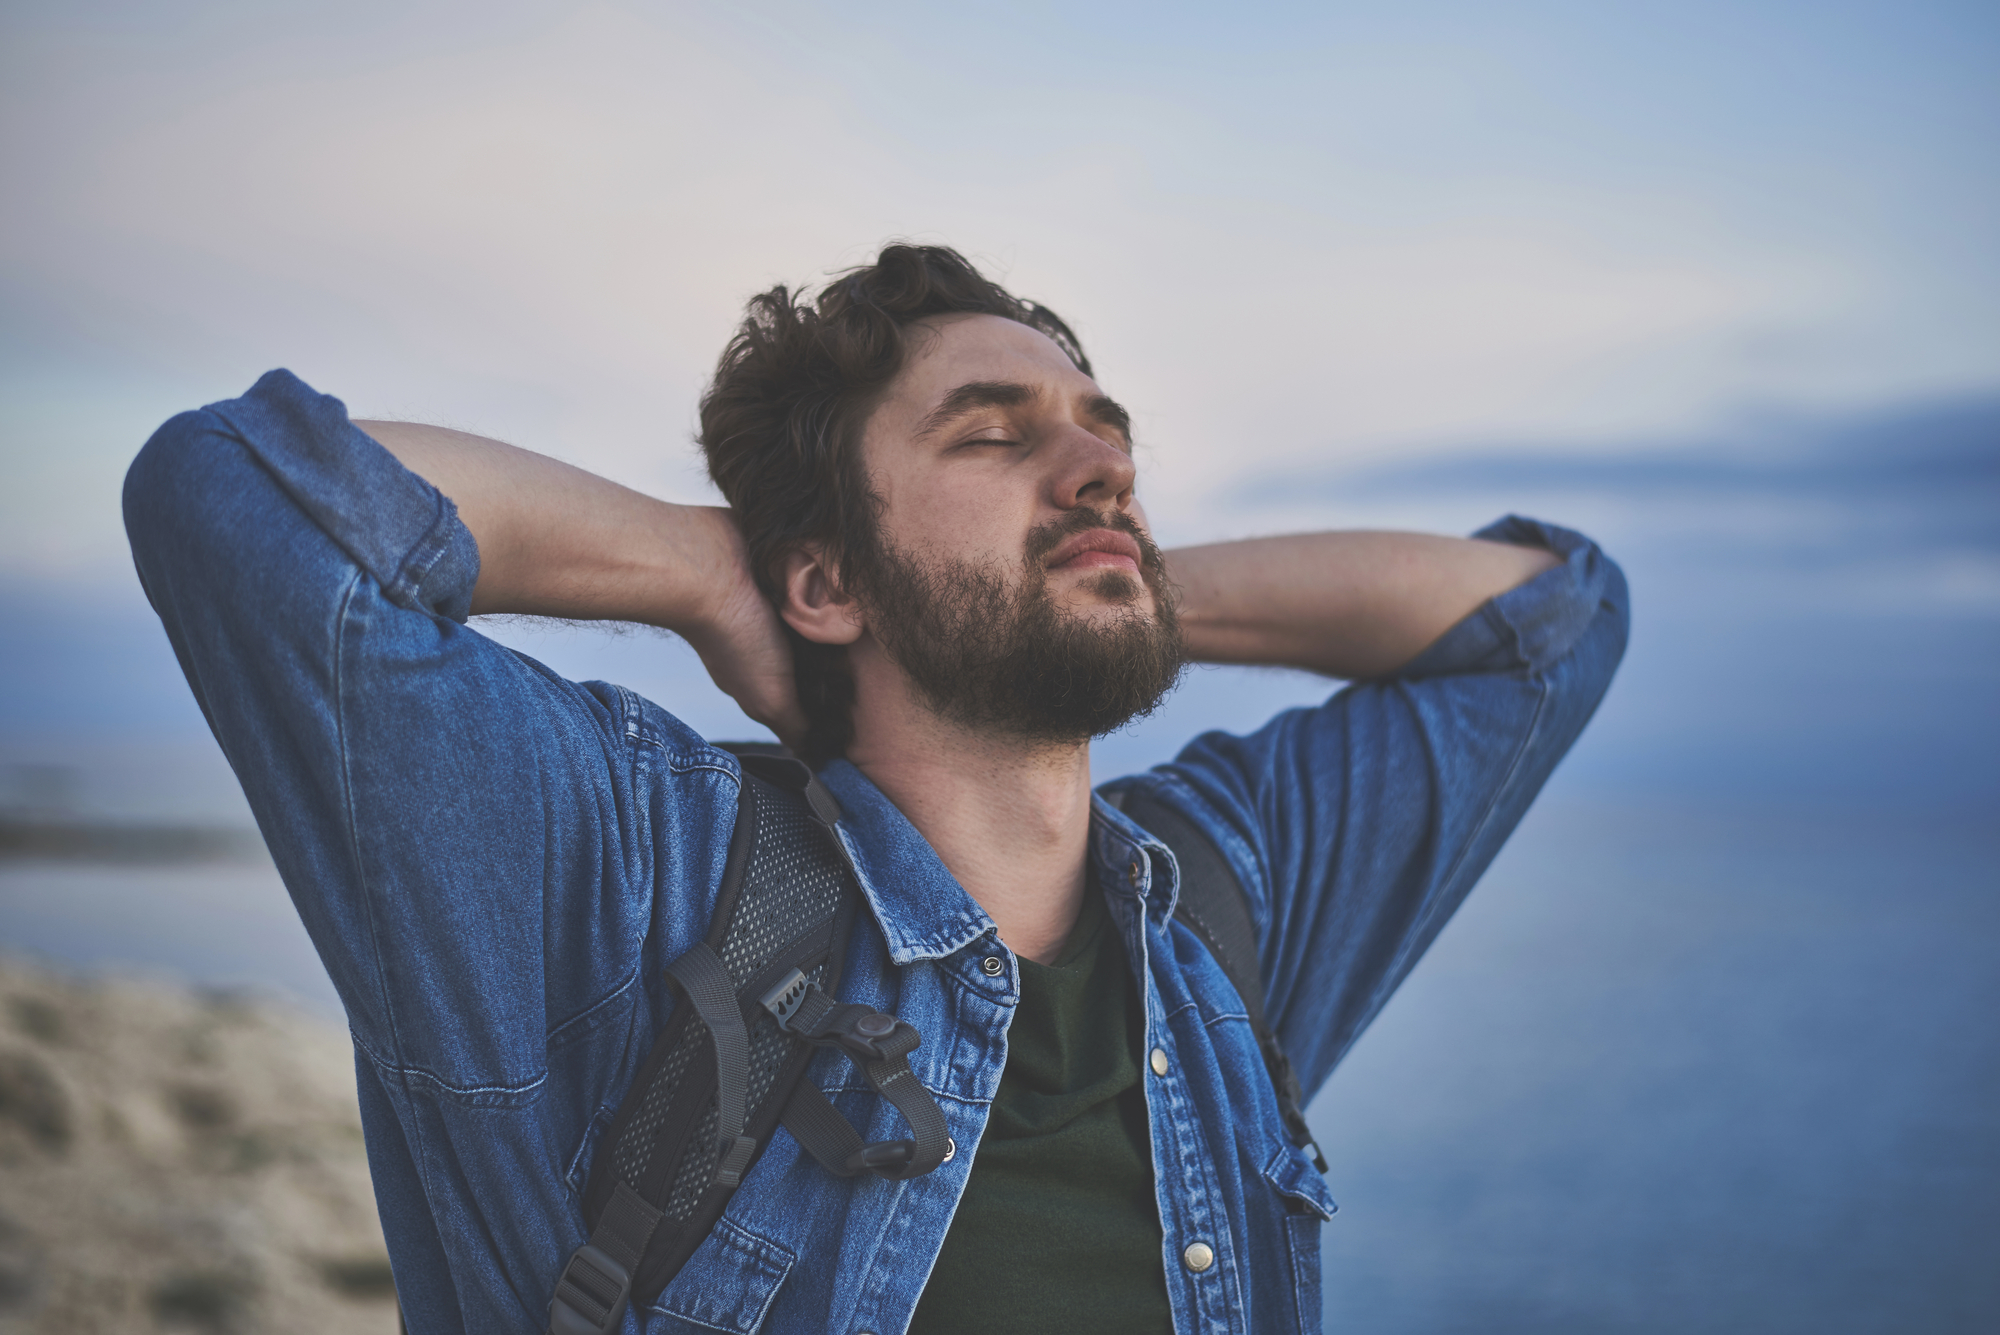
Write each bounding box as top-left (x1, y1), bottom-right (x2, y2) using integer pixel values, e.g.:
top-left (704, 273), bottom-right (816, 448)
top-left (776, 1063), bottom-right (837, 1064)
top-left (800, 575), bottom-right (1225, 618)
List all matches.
top-left (125, 244), bottom-right (1626, 1333)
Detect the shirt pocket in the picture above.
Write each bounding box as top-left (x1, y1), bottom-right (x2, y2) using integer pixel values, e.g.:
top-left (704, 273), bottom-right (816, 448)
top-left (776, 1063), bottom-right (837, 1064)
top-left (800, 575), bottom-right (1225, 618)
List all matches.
top-left (1261, 1144), bottom-right (1338, 1222)
top-left (641, 1214), bottom-right (795, 1334)
top-left (563, 1105), bottom-right (616, 1202)
top-left (1262, 1145), bottom-right (1337, 1334)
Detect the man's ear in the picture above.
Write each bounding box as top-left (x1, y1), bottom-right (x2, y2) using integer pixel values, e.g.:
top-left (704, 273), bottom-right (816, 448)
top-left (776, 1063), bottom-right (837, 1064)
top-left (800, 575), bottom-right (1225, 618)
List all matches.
top-left (778, 545), bottom-right (866, 646)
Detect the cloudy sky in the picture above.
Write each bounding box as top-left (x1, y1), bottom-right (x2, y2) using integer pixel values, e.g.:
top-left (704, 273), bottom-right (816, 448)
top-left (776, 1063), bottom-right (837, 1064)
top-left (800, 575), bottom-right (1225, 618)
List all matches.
top-left (4, 0), bottom-right (1995, 588)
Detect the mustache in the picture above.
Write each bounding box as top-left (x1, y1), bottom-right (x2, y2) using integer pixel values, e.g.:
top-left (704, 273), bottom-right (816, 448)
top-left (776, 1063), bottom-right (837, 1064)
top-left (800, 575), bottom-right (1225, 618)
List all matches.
top-left (1024, 508), bottom-right (1164, 574)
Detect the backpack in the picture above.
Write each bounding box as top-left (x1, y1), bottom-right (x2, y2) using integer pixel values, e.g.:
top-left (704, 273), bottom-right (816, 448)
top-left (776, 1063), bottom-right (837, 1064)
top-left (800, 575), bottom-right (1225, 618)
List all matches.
top-left (546, 750), bottom-right (1321, 1335)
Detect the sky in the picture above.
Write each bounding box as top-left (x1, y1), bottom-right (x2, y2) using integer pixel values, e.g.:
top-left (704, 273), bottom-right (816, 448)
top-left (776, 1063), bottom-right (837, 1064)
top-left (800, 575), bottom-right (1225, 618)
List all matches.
top-left (3, 0), bottom-right (1996, 590)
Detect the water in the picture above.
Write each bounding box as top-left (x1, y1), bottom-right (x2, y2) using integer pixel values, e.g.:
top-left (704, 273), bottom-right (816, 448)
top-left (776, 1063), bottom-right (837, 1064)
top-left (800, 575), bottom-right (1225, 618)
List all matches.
top-left (1312, 801), bottom-right (2000, 1332)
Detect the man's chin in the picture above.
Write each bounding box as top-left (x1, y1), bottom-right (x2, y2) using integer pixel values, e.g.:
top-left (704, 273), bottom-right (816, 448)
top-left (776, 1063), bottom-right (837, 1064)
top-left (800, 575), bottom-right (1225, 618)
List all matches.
top-left (1053, 568), bottom-right (1151, 612)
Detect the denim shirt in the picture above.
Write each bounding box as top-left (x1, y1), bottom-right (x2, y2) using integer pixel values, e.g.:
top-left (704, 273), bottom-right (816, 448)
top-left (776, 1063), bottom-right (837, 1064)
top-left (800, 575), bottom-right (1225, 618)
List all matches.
top-left (124, 371), bottom-right (1628, 1335)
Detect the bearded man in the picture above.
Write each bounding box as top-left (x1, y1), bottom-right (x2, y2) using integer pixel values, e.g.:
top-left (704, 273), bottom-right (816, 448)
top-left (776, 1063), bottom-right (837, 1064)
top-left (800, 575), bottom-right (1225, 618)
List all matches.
top-left (124, 244), bottom-right (1627, 1334)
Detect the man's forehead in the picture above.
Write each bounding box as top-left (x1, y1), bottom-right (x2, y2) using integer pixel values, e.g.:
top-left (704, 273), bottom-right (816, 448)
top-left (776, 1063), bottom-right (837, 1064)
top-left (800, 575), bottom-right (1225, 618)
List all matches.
top-left (891, 314), bottom-right (1097, 410)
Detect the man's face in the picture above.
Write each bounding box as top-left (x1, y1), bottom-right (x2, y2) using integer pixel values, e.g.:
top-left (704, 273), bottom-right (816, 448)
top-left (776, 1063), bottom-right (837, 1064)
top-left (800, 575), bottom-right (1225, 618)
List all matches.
top-left (847, 313), bottom-right (1184, 740)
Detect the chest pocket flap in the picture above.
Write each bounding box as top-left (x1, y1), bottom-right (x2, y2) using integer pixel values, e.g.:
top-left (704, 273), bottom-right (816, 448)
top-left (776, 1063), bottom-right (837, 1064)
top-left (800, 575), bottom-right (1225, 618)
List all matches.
top-left (1261, 1144), bottom-right (1338, 1222)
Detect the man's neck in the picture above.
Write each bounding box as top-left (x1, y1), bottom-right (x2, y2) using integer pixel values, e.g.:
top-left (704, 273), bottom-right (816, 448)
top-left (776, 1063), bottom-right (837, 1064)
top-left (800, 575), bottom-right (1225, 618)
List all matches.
top-left (843, 652), bottom-right (1095, 965)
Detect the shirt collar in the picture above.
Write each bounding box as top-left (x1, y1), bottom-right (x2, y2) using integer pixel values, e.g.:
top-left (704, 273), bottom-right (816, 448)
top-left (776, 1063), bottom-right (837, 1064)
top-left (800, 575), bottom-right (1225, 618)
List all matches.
top-left (816, 760), bottom-right (994, 965)
top-left (814, 761), bottom-right (1183, 965)
top-left (1088, 790), bottom-right (1183, 924)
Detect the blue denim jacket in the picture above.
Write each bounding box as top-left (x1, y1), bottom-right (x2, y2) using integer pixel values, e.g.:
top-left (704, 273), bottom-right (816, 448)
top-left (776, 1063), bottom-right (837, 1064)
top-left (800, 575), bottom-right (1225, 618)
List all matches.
top-left (124, 371), bottom-right (1627, 1335)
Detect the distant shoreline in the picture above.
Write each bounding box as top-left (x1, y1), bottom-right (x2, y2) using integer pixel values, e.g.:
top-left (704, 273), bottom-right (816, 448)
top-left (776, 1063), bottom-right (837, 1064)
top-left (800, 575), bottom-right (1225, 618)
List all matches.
top-left (0, 817), bottom-right (267, 865)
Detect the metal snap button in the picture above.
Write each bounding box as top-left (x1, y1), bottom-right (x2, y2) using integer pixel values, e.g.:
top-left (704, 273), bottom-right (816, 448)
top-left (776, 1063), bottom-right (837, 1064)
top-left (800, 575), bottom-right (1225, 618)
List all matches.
top-left (1127, 859), bottom-right (1142, 886)
top-left (980, 955), bottom-right (1005, 977)
top-left (1150, 1047), bottom-right (1170, 1077)
top-left (1182, 1241), bottom-right (1215, 1272)
top-left (941, 1136), bottom-right (957, 1163)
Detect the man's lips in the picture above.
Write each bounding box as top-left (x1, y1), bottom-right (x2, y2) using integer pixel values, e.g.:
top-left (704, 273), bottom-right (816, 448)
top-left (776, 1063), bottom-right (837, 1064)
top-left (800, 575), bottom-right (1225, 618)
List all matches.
top-left (1046, 527), bottom-right (1144, 575)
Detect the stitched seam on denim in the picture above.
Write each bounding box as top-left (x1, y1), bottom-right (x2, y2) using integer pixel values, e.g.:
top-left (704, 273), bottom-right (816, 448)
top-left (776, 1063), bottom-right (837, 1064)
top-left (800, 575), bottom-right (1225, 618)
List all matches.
top-left (1155, 1002), bottom-right (1237, 1325)
top-left (323, 563), bottom-right (452, 1296)
top-left (546, 963), bottom-right (645, 1053)
top-left (348, 1031), bottom-right (551, 1098)
top-left (613, 689), bottom-right (744, 774)
top-left (331, 572), bottom-right (408, 1075)
top-left (1261, 1142), bottom-right (1337, 1217)
top-left (615, 719), bottom-right (716, 769)
top-left (634, 1309), bottom-right (743, 1334)
top-left (614, 684), bottom-right (669, 755)
top-left (642, 1215), bottom-right (796, 1327)
top-left (640, 1299), bottom-right (766, 1333)
top-left (803, 1082), bottom-right (987, 1109)
top-left (841, 826), bottom-right (994, 963)
top-left (615, 686), bottom-right (736, 768)
top-left (1401, 657), bottom-right (1553, 980)
top-left (564, 1105), bottom-right (616, 1202)
top-left (850, 1172), bottom-right (916, 1332)
top-left (384, 491), bottom-right (458, 611)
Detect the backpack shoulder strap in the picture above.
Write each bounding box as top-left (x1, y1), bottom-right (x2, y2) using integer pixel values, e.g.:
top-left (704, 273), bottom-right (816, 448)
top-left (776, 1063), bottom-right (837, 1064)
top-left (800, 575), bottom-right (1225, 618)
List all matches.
top-left (1109, 785), bottom-right (1327, 1172)
top-left (549, 747), bottom-right (948, 1335)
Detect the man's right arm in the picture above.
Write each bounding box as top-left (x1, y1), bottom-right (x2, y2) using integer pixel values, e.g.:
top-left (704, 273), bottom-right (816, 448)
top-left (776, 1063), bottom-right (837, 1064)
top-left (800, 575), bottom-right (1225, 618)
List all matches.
top-left (357, 420), bottom-right (806, 744)
top-left (122, 370), bottom-right (746, 1069)
top-left (126, 370), bottom-right (764, 1327)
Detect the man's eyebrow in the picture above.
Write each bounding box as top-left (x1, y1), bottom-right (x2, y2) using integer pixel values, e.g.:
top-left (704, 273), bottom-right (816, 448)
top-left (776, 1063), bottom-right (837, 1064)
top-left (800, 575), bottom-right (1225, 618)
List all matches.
top-left (1083, 394), bottom-right (1132, 441)
top-left (914, 381), bottom-right (1038, 440)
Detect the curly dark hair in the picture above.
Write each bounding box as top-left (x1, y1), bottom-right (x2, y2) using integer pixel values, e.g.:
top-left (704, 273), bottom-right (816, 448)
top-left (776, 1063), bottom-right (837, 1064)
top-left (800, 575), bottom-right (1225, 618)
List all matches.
top-left (697, 243), bottom-right (1093, 762)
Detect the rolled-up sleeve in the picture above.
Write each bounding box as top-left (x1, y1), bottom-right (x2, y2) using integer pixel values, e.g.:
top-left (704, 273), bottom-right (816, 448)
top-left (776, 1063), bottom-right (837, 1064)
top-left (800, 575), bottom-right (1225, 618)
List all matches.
top-left (1122, 516), bottom-right (1629, 1099)
top-left (122, 370), bottom-right (669, 1085)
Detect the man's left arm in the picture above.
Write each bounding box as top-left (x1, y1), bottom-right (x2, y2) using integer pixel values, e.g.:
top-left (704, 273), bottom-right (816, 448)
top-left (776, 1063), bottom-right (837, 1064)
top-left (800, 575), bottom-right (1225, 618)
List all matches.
top-left (1169, 529), bottom-right (1561, 680)
top-left (1131, 518), bottom-right (1628, 1100)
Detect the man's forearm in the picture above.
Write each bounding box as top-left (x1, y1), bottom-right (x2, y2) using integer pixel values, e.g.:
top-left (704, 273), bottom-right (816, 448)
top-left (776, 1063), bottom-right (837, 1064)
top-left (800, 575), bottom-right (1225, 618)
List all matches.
top-left (357, 422), bottom-right (735, 627)
top-left (1167, 531), bottom-right (1561, 679)
top-left (359, 421), bottom-right (812, 744)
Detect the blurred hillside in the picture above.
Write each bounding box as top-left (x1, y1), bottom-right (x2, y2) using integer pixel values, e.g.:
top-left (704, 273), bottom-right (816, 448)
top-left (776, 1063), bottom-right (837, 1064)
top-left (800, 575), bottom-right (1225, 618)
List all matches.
top-left (0, 961), bottom-right (393, 1333)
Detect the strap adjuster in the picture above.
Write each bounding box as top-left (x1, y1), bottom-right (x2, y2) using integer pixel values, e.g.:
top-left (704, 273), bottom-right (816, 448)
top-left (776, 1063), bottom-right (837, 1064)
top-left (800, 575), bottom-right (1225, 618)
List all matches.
top-left (760, 972), bottom-right (950, 1181)
top-left (548, 1243), bottom-right (632, 1335)
top-left (759, 969), bottom-right (915, 1062)
top-left (714, 1132), bottom-right (759, 1189)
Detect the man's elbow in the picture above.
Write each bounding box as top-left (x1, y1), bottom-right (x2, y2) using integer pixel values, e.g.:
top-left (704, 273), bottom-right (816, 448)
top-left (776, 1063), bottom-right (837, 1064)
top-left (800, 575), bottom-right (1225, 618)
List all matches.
top-left (123, 408), bottom-right (244, 593)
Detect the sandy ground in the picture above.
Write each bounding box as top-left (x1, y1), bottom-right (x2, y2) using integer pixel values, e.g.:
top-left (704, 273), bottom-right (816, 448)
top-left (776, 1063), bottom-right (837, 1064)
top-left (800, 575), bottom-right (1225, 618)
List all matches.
top-left (0, 960), bottom-right (398, 1334)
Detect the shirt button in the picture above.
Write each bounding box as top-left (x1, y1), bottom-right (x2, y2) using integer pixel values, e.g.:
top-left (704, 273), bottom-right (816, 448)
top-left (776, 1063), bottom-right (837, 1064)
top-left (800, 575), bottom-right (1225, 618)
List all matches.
top-left (980, 955), bottom-right (1005, 977)
top-left (941, 1136), bottom-right (957, 1163)
top-left (1127, 859), bottom-right (1142, 886)
top-left (1183, 1241), bottom-right (1215, 1272)
top-left (1150, 1047), bottom-right (1170, 1077)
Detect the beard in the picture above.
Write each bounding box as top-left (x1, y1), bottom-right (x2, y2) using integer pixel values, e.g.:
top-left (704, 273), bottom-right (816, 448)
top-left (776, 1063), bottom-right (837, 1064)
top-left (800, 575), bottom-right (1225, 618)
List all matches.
top-left (847, 508), bottom-right (1187, 743)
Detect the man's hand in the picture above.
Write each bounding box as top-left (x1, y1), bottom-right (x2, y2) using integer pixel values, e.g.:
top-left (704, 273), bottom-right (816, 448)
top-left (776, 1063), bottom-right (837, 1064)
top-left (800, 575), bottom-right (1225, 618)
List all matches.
top-left (359, 422), bottom-right (809, 748)
top-left (1166, 530), bottom-right (1561, 679)
top-left (673, 511), bottom-right (810, 750)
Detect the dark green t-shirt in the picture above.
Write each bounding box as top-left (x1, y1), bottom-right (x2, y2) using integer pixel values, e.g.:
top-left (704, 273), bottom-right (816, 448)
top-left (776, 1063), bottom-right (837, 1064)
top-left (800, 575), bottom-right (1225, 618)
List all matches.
top-left (907, 885), bottom-right (1173, 1334)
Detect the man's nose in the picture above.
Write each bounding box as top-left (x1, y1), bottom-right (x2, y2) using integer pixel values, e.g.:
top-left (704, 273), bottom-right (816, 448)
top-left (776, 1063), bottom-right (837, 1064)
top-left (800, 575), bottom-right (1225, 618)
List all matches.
top-left (1047, 424), bottom-right (1137, 511)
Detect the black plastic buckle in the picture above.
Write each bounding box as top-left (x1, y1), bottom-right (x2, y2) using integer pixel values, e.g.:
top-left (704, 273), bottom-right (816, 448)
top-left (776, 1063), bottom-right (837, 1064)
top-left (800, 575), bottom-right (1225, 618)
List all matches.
top-left (845, 1139), bottom-right (916, 1175)
top-left (760, 970), bottom-right (914, 1062)
top-left (714, 1132), bottom-right (759, 1189)
top-left (819, 1004), bottom-right (912, 1063)
top-left (547, 1243), bottom-right (631, 1335)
